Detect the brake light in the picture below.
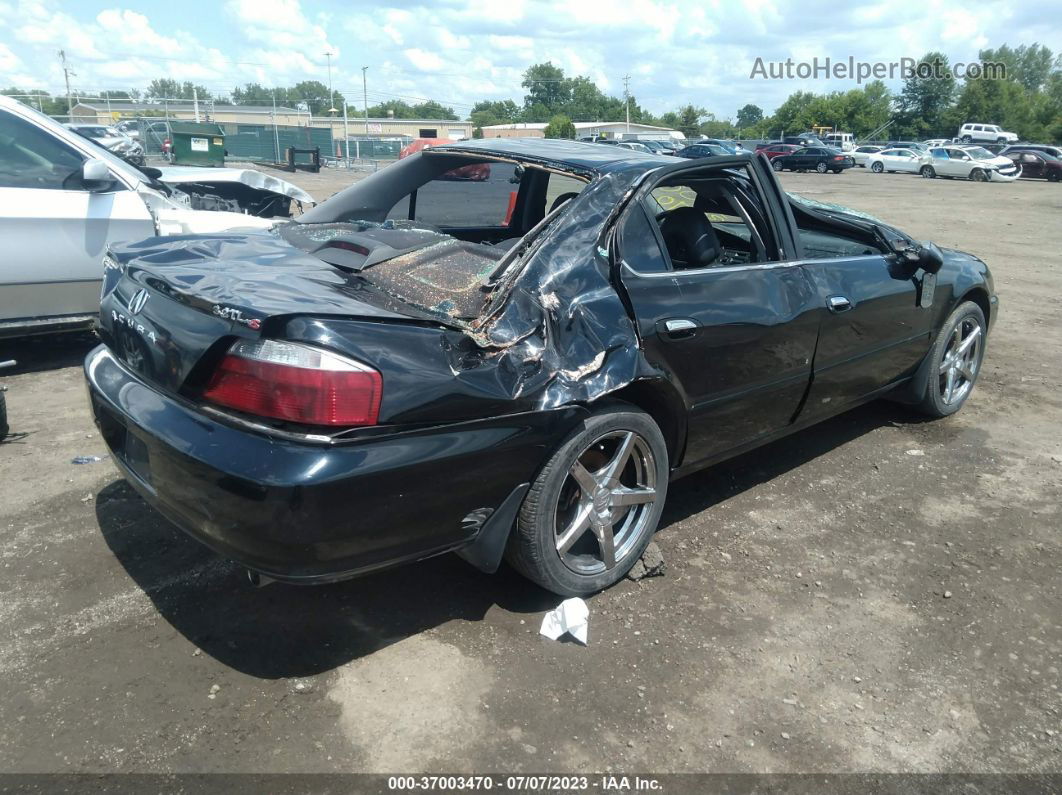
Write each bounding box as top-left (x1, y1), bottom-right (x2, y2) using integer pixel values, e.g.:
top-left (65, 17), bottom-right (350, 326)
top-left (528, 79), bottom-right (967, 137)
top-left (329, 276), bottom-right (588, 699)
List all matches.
top-left (203, 339), bottom-right (382, 426)
top-left (833, 155), bottom-right (843, 160)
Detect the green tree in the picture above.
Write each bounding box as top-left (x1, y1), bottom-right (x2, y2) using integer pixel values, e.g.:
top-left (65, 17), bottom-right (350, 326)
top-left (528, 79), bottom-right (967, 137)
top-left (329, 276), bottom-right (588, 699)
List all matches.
top-left (543, 113), bottom-right (576, 139)
top-left (469, 99), bottom-right (520, 126)
top-left (145, 79), bottom-right (211, 101)
top-left (895, 52), bottom-right (957, 137)
top-left (2, 88), bottom-right (68, 115)
top-left (410, 100), bottom-right (458, 120)
top-left (676, 105), bottom-right (707, 138)
top-left (472, 126), bottom-right (484, 139)
top-left (521, 62), bottom-right (570, 112)
top-left (736, 103), bottom-right (763, 128)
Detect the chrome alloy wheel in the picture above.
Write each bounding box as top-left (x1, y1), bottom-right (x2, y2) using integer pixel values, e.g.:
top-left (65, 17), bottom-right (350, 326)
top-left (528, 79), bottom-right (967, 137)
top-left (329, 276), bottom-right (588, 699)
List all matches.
top-left (553, 430), bottom-right (658, 575)
top-left (939, 316), bottom-right (983, 405)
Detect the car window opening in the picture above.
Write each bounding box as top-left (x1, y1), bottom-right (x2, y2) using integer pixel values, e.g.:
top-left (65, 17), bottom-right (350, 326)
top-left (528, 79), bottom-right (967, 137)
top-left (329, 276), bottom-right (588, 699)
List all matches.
top-left (287, 155), bottom-right (589, 322)
top-left (636, 167), bottom-right (776, 272)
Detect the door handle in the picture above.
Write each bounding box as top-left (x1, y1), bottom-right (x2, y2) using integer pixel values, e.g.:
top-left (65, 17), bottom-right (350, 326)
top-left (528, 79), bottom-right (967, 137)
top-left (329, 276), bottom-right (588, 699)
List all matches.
top-left (827, 295), bottom-right (852, 313)
top-left (658, 318), bottom-right (700, 339)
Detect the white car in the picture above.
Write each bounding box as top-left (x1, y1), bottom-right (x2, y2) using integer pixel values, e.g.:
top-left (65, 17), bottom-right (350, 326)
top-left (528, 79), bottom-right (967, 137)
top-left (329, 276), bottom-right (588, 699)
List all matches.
top-left (922, 145), bottom-right (1022, 182)
top-left (851, 145), bottom-right (884, 167)
top-left (922, 139), bottom-right (951, 148)
top-left (866, 147), bottom-right (930, 174)
top-left (958, 123), bottom-right (1019, 144)
top-left (0, 95), bottom-right (303, 338)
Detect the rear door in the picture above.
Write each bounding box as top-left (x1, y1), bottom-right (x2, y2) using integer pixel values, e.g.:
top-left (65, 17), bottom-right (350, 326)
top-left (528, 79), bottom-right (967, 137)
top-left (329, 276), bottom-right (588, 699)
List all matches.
top-left (616, 158), bottom-right (820, 466)
top-left (0, 107), bottom-right (155, 326)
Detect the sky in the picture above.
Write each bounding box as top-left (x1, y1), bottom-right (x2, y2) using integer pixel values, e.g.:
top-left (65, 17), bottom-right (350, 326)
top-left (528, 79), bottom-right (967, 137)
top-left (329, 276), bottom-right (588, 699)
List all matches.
top-left (1, 0), bottom-right (1061, 119)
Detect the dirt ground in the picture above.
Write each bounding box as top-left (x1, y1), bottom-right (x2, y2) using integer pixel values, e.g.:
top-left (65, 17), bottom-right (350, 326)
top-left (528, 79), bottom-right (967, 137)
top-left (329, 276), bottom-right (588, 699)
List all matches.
top-left (1, 164), bottom-right (1060, 777)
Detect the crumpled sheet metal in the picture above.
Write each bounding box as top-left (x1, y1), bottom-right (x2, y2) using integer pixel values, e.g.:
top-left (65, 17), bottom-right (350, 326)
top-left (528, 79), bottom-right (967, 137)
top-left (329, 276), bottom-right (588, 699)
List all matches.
top-left (464, 171), bottom-right (652, 409)
top-left (156, 167), bottom-right (315, 205)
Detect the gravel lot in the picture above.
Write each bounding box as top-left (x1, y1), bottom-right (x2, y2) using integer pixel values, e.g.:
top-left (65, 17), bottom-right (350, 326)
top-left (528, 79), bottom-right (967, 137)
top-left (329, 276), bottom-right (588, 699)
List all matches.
top-left (1, 164), bottom-right (1060, 776)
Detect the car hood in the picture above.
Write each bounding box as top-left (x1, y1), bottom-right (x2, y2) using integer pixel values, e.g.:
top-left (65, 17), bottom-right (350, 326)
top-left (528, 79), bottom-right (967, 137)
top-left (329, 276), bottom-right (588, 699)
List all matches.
top-left (156, 167), bottom-right (315, 205)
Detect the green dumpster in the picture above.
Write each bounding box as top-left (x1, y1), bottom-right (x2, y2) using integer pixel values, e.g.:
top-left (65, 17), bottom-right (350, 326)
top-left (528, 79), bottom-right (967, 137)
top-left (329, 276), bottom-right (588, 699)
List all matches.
top-left (168, 122), bottom-right (225, 166)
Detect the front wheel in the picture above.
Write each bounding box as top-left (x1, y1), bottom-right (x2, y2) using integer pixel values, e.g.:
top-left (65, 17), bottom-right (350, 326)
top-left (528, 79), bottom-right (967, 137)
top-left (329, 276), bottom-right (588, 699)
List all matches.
top-left (772, 159), bottom-right (783, 171)
top-left (970, 168), bottom-right (988, 182)
top-left (815, 162), bottom-right (828, 173)
top-left (915, 301), bottom-right (987, 418)
top-left (506, 404), bottom-right (669, 596)
top-left (962, 135), bottom-right (972, 143)
top-left (920, 165), bottom-right (936, 178)
top-left (871, 161), bottom-right (884, 173)
top-left (0, 390), bottom-right (7, 441)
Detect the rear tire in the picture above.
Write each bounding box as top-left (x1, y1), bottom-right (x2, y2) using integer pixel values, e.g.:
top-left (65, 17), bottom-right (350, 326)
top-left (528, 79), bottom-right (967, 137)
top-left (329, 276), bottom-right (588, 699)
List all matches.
top-left (0, 390), bottom-right (7, 441)
top-left (506, 404), bottom-right (669, 596)
top-left (915, 301), bottom-right (987, 418)
top-left (772, 159), bottom-right (783, 171)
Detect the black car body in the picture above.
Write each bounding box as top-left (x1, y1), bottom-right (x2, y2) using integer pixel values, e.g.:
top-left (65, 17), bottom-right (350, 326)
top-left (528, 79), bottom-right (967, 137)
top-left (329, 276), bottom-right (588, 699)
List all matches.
top-left (85, 139), bottom-right (997, 594)
top-left (771, 146), bottom-right (855, 173)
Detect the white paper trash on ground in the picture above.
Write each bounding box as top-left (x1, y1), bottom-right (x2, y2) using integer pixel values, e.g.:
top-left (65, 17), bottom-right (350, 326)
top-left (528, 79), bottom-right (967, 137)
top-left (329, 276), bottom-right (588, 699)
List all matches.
top-left (540, 598), bottom-right (589, 645)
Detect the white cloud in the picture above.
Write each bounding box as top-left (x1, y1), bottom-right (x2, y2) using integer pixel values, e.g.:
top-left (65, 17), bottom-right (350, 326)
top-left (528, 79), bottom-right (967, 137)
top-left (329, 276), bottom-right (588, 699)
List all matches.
top-left (0, 0), bottom-right (1059, 119)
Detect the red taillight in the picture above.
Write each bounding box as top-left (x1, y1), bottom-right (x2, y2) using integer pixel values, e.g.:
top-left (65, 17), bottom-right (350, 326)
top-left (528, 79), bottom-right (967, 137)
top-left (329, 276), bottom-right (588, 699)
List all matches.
top-left (203, 339), bottom-right (382, 426)
top-left (833, 155), bottom-right (843, 160)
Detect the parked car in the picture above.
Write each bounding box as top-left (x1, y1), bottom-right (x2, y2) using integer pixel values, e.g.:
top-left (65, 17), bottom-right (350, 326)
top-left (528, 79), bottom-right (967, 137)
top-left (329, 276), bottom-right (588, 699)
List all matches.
top-left (1001, 143), bottom-right (1062, 159)
top-left (886, 141), bottom-right (930, 154)
top-left (0, 95), bottom-right (310, 338)
top-left (959, 123), bottom-right (1018, 144)
top-left (635, 140), bottom-right (671, 155)
top-left (1004, 149), bottom-right (1062, 182)
top-left (615, 141), bottom-right (654, 154)
top-left (823, 132), bottom-right (854, 151)
top-left (652, 140), bottom-right (681, 154)
top-left (923, 139), bottom-right (951, 148)
top-left (922, 145), bottom-right (1022, 182)
top-left (771, 146), bottom-right (854, 173)
top-left (66, 123), bottom-right (145, 166)
top-left (676, 142), bottom-right (732, 158)
top-left (783, 133), bottom-right (825, 147)
top-left (84, 138), bottom-right (996, 595)
top-left (851, 145), bottom-right (885, 167)
top-left (755, 143), bottom-right (800, 160)
top-left (866, 147), bottom-right (930, 174)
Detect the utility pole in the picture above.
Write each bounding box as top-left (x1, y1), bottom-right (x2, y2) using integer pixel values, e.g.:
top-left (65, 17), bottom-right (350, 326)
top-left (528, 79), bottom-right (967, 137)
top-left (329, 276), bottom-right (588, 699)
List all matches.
top-left (193, 86), bottom-right (200, 123)
top-left (623, 74), bottom-right (631, 134)
top-left (59, 50), bottom-right (75, 117)
top-left (362, 66), bottom-right (369, 136)
top-left (325, 51), bottom-right (337, 114)
top-left (342, 93), bottom-right (350, 164)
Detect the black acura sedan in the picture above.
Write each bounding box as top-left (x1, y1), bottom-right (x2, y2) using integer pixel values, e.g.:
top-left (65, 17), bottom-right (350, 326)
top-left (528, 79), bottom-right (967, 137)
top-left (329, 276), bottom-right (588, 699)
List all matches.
top-left (86, 139), bottom-right (997, 595)
top-left (771, 146), bottom-right (855, 173)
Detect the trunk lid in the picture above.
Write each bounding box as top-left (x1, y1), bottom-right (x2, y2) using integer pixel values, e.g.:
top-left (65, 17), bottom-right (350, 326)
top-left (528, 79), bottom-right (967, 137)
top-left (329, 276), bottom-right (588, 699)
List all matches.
top-left (98, 226), bottom-right (459, 395)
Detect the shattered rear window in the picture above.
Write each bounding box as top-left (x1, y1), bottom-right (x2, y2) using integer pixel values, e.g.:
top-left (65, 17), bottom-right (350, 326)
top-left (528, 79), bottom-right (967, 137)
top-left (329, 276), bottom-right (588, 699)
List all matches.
top-left (280, 220), bottom-right (501, 321)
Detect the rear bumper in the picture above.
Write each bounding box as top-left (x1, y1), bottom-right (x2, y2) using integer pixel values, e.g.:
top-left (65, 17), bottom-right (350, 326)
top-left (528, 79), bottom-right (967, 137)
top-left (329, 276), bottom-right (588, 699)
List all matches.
top-left (85, 345), bottom-right (585, 583)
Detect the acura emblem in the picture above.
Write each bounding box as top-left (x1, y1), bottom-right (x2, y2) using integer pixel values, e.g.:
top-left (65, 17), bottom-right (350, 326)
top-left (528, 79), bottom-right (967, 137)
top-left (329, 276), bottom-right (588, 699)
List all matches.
top-left (128, 289), bottom-right (149, 315)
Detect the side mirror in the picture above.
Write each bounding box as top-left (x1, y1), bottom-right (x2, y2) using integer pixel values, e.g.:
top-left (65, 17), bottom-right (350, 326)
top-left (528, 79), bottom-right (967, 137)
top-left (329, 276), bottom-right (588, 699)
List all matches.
top-left (509, 164), bottom-right (525, 184)
top-left (916, 242), bottom-right (944, 274)
top-left (81, 159), bottom-right (112, 189)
